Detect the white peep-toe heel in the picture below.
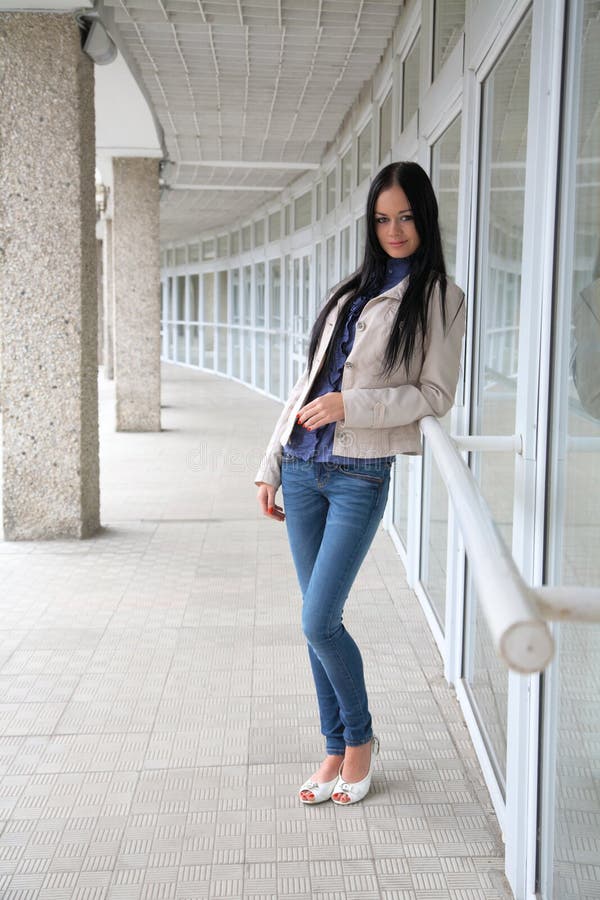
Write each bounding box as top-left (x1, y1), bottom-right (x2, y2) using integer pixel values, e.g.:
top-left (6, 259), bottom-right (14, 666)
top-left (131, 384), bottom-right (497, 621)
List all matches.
top-left (298, 774), bottom-right (340, 804)
top-left (331, 736), bottom-right (380, 806)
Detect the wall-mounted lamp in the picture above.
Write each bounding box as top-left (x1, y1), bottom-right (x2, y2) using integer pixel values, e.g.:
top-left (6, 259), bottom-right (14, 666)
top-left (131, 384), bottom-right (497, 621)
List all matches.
top-left (95, 182), bottom-right (109, 216)
top-left (76, 13), bottom-right (118, 65)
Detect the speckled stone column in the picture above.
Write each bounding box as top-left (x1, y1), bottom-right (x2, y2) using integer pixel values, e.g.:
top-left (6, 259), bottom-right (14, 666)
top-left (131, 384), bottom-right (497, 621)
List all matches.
top-left (97, 239), bottom-right (104, 364)
top-left (112, 158), bottom-right (161, 431)
top-left (0, 14), bottom-right (100, 540)
top-left (102, 219), bottom-right (115, 380)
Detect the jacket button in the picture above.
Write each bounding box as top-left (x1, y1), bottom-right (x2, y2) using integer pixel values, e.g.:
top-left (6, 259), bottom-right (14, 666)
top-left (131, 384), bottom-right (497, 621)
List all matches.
top-left (357, 321), bottom-right (365, 331)
top-left (338, 432), bottom-right (351, 446)
top-left (345, 361), bottom-right (353, 368)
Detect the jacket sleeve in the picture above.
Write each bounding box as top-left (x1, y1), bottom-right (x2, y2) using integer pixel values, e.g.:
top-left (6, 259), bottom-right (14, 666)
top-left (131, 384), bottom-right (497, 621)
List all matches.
top-left (254, 368), bottom-right (309, 488)
top-left (341, 286), bottom-right (466, 429)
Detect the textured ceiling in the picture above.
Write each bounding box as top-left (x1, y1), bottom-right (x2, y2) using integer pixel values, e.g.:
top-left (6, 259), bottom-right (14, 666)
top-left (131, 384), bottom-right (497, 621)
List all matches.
top-left (101, 0), bottom-right (403, 241)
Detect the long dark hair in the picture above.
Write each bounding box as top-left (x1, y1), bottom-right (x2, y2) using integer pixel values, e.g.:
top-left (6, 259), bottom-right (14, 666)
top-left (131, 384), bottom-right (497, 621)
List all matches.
top-left (307, 161), bottom-right (448, 377)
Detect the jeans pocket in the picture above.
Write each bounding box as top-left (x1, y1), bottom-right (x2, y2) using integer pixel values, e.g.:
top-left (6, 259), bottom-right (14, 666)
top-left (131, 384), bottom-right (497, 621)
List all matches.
top-left (337, 465), bottom-right (385, 485)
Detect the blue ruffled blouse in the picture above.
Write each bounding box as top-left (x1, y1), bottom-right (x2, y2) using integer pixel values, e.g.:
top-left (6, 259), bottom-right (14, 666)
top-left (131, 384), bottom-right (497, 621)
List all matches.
top-left (284, 256), bottom-right (412, 464)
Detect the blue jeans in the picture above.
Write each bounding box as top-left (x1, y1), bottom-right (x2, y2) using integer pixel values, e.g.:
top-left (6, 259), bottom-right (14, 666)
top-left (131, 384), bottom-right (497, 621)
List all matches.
top-left (281, 456), bottom-right (392, 755)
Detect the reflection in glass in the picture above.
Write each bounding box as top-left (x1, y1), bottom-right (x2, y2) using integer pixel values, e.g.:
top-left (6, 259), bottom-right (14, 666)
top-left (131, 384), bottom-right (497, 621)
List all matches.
top-left (268, 211), bottom-right (281, 242)
top-left (242, 226), bottom-right (251, 252)
top-left (544, 2), bottom-right (600, 895)
top-left (270, 336), bottom-right (281, 398)
top-left (203, 326), bottom-right (214, 370)
top-left (340, 227), bottom-right (351, 278)
top-left (326, 169), bottom-right (336, 213)
top-left (217, 327), bottom-right (228, 374)
top-left (255, 263), bottom-right (265, 327)
top-left (177, 324), bottom-right (186, 363)
top-left (379, 90), bottom-right (392, 164)
top-left (254, 219), bottom-right (264, 247)
top-left (402, 34), bottom-right (420, 130)
top-left (243, 330), bottom-right (252, 384)
top-left (231, 231), bottom-right (240, 255)
top-left (255, 332), bottom-right (266, 390)
top-left (294, 192), bottom-right (312, 230)
top-left (431, 115), bottom-right (461, 278)
top-left (243, 265), bottom-right (252, 326)
top-left (420, 115), bottom-right (463, 626)
top-left (232, 329), bottom-right (241, 379)
top-left (218, 271), bottom-right (228, 323)
top-left (433, 0), bottom-right (465, 78)
top-left (217, 235), bottom-right (228, 257)
top-left (464, 10), bottom-right (532, 789)
top-left (189, 275), bottom-right (200, 321)
top-left (326, 235), bottom-right (336, 287)
top-left (269, 259), bottom-right (281, 329)
top-left (357, 121), bottom-right (372, 184)
top-left (231, 269), bottom-right (241, 325)
top-left (341, 149), bottom-right (352, 202)
top-left (189, 326), bottom-right (199, 366)
top-left (203, 273), bottom-right (215, 323)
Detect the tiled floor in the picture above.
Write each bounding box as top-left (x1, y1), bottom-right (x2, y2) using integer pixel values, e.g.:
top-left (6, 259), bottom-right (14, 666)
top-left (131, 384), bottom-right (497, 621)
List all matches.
top-left (0, 364), bottom-right (512, 899)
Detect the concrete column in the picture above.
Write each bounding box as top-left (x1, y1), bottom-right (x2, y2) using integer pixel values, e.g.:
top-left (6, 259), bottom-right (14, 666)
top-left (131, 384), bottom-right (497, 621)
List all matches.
top-left (102, 218), bottom-right (115, 380)
top-left (112, 158), bottom-right (161, 431)
top-left (97, 238), bottom-right (104, 365)
top-left (0, 14), bottom-right (100, 539)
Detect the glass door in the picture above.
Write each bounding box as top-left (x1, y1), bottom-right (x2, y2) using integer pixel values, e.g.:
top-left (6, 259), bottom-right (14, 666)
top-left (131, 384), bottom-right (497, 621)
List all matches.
top-left (540, 1), bottom-right (600, 895)
top-left (462, 8), bottom-right (533, 793)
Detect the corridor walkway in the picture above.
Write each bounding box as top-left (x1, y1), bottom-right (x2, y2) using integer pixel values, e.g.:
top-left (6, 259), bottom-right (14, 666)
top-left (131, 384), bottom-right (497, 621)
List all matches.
top-left (0, 364), bottom-right (511, 900)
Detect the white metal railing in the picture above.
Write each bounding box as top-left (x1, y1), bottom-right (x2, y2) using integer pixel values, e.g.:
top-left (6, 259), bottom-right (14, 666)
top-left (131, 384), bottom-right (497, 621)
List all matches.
top-left (419, 416), bottom-right (600, 673)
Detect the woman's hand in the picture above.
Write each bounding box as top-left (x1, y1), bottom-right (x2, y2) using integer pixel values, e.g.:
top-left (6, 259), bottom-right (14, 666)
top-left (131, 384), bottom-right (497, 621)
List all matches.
top-left (297, 392), bottom-right (345, 430)
top-left (257, 482), bottom-right (285, 522)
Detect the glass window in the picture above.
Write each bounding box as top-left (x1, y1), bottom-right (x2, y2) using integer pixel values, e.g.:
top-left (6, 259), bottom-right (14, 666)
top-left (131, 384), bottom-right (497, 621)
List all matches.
top-left (270, 336), bottom-right (281, 397)
top-left (542, 3), bottom-right (600, 896)
top-left (232, 329), bottom-right (241, 379)
top-left (202, 239), bottom-right (215, 260)
top-left (294, 191), bottom-right (312, 230)
top-left (188, 243), bottom-right (200, 263)
top-left (326, 235), bottom-right (336, 287)
top-left (231, 231), bottom-right (240, 255)
top-left (284, 205), bottom-right (291, 236)
top-left (189, 275), bottom-right (200, 321)
top-left (243, 264), bottom-right (252, 326)
top-left (217, 235), bottom-right (228, 257)
top-left (402, 33), bottom-right (420, 130)
top-left (231, 268), bottom-right (240, 325)
top-left (166, 248), bottom-right (174, 267)
top-left (243, 330), bottom-right (252, 384)
top-left (189, 325), bottom-right (200, 366)
top-left (254, 219), bottom-right (265, 248)
top-left (315, 182), bottom-right (322, 220)
top-left (340, 148), bottom-right (352, 202)
top-left (302, 255), bottom-right (311, 330)
top-left (269, 259), bottom-right (281, 329)
top-left (203, 273), bottom-right (215, 323)
top-left (463, 10), bottom-right (533, 790)
top-left (203, 325), bottom-right (214, 370)
top-left (255, 332), bottom-right (266, 390)
top-left (431, 114), bottom-right (462, 278)
top-left (357, 120), bottom-right (372, 184)
top-left (176, 276), bottom-right (186, 320)
top-left (255, 262), bottom-right (265, 327)
top-left (433, 0), bottom-right (465, 79)
top-left (315, 243), bottom-right (322, 305)
top-left (355, 216), bottom-right (366, 266)
top-left (268, 211), bottom-right (281, 242)
top-left (217, 327), bottom-right (228, 374)
top-left (176, 323), bottom-right (186, 362)
top-left (339, 227), bottom-right (351, 278)
top-left (241, 225), bottom-right (251, 252)
top-left (175, 246), bottom-right (186, 266)
top-left (326, 168), bottom-right (336, 214)
top-left (379, 90), bottom-right (392, 164)
top-left (218, 271), bottom-right (228, 323)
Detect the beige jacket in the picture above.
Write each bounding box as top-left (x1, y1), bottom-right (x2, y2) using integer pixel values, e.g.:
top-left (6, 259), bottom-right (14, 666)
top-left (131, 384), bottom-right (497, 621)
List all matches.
top-left (255, 276), bottom-right (466, 488)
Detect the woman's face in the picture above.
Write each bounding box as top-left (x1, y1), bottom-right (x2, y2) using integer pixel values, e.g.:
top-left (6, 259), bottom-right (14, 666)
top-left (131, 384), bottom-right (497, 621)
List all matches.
top-left (374, 184), bottom-right (421, 258)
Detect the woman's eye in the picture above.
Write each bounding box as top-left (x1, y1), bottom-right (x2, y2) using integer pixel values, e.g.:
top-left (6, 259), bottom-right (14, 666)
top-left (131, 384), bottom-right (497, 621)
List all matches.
top-left (375, 217), bottom-right (388, 224)
top-left (399, 215), bottom-right (414, 223)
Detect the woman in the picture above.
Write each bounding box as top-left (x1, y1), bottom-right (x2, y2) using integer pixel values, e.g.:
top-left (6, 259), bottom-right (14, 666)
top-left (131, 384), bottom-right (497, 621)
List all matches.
top-left (255, 161), bottom-right (466, 806)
